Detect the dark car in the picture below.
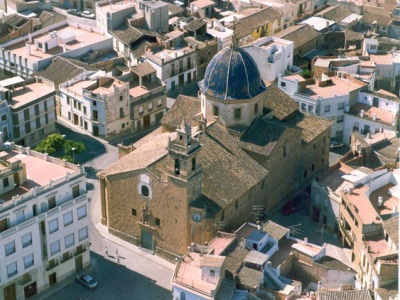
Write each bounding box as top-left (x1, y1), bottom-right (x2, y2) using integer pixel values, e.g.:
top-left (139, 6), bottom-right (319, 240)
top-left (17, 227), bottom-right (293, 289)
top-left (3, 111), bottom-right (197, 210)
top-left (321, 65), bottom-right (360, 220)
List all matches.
top-left (75, 275), bottom-right (98, 289)
top-left (281, 200), bottom-right (298, 215)
top-left (67, 9), bottom-right (81, 16)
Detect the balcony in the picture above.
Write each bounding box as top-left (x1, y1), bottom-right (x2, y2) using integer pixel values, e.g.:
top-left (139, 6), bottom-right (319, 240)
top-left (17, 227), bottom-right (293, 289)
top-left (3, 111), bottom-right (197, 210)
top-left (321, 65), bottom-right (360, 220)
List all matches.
top-left (75, 244), bottom-right (86, 256)
top-left (46, 259), bottom-right (59, 271)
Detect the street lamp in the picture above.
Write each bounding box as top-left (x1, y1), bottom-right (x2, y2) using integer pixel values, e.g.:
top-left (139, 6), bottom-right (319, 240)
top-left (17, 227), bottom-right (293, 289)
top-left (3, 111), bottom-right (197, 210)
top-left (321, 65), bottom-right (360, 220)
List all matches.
top-left (72, 147), bottom-right (76, 164)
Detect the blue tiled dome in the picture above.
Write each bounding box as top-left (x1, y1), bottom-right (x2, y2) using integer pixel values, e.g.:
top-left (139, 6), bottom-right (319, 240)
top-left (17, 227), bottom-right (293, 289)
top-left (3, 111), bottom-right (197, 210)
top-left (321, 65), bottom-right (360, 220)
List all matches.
top-left (199, 47), bottom-right (266, 100)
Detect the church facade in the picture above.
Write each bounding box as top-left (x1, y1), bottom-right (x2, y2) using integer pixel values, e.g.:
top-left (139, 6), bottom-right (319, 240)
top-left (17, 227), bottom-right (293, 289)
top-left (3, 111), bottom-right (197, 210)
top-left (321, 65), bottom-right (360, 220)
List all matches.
top-left (98, 45), bottom-right (332, 255)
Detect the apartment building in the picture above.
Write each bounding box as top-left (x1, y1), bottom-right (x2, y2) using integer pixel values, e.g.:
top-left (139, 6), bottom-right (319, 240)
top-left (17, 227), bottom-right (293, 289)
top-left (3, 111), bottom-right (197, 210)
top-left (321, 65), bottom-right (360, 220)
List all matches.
top-left (0, 143), bottom-right (89, 299)
top-left (0, 76), bottom-right (57, 147)
top-left (59, 77), bottom-right (130, 138)
top-left (117, 62), bottom-right (166, 132)
top-left (0, 20), bottom-right (111, 78)
top-left (242, 36), bottom-right (295, 82)
top-left (343, 90), bottom-right (399, 144)
top-left (278, 73), bottom-right (367, 141)
top-left (145, 32), bottom-right (197, 92)
top-left (338, 168), bottom-right (399, 289)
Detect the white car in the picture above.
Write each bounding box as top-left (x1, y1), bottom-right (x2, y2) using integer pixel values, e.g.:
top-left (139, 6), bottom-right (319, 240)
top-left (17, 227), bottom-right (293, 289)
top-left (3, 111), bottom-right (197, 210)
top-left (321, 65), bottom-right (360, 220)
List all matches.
top-left (81, 11), bottom-right (95, 19)
top-left (75, 274), bottom-right (98, 289)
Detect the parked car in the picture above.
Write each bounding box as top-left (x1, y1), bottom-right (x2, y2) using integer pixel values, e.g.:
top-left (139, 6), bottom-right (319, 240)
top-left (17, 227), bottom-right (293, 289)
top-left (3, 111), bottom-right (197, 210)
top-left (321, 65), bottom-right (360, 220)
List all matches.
top-left (75, 275), bottom-right (98, 289)
top-left (281, 200), bottom-right (298, 215)
top-left (67, 8), bottom-right (81, 16)
top-left (81, 11), bottom-right (95, 19)
top-left (330, 141), bottom-right (344, 149)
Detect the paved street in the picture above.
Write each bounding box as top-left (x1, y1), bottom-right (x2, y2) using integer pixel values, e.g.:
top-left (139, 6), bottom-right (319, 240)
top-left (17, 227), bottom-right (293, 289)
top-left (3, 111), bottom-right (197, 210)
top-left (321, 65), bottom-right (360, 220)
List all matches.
top-left (31, 121), bottom-right (174, 300)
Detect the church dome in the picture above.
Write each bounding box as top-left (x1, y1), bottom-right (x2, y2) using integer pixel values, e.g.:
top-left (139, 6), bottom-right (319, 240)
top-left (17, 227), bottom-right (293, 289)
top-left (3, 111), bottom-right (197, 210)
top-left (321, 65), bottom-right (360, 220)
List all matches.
top-left (199, 47), bottom-right (266, 100)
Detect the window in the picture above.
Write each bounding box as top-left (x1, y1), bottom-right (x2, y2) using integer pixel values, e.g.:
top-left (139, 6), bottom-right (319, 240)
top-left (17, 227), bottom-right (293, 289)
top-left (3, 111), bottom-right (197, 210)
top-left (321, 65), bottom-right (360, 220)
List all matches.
top-left (77, 205), bottom-right (87, 220)
top-left (63, 212), bottom-right (73, 226)
top-left (16, 210), bottom-right (25, 224)
top-left (65, 233), bottom-right (74, 248)
top-left (138, 106), bottom-right (144, 113)
top-left (155, 217), bottom-right (160, 227)
top-left (148, 102), bottom-right (153, 110)
top-left (5, 241), bottom-right (15, 256)
top-left (281, 82), bottom-right (286, 87)
top-left (50, 240), bottom-right (60, 256)
top-left (24, 253), bottom-right (34, 269)
top-left (25, 121), bottom-right (31, 134)
top-left (235, 199), bottom-right (239, 210)
top-left (48, 196), bottom-right (56, 209)
top-left (22, 233), bottom-right (32, 248)
top-left (78, 227), bottom-right (88, 241)
top-left (312, 164), bottom-right (315, 172)
top-left (7, 262), bottom-right (17, 277)
top-left (120, 107), bottom-right (124, 118)
top-left (301, 103), bottom-right (306, 111)
top-left (36, 117), bottom-right (41, 129)
top-left (34, 104), bottom-right (39, 116)
top-left (210, 270), bottom-right (215, 277)
top-left (141, 185), bottom-right (149, 197)
top-left (191, 158), bottom-right (196, 171)
top-left (132, 208), bottom-right (137, 216)
top-left (120, 95), bottom-right (123, 101)
top-left (336, 115), bottom-right (344, 123)
top-left (324, 105), bottom-right (330, 113)
top-left (234, 108), bottom-right (241, 119)
top-left (254, 103), bottom-right (258, 115)
top-left (3, 177), bottom-right (9, 188)
top-left (1, 114), bottom-right (6, 121)
top-left (337, 102), bottom-right (345, 110)
top-left (83, 106), bottom-right (87, 115)
top-left (313, 143), bottom-right (316, 150)
top-left (175, 159), bottom-right (180, 175)
top-left (49, 219), bottom-right (59, 233)
top-left (180, 292), bottom-right (187, 300)
top-left (213, 106), bottom-right (219, 117)
top-left (157, 99), bottom-right (162, 106)
top-left (67, 97), bottom-right (70, 105)
top-left (303, 170), bottom-right (307, 178)
top-left (282, 146), bottom-right (287, 157)
top-left (44, 100), bottom-right (48, 112)
top-left (24, 109), bottom-right (30, 121)
top-left (93, 100), bottom-right (97, 106)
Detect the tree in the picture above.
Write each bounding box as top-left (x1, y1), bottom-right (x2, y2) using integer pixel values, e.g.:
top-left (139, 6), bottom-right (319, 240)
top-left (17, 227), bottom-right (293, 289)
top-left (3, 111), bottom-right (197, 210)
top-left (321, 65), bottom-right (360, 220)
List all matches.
top-left (34, 134), bottom-right (65, 154)
top-left (64, 140), bottom-right (86, 155)
top-left (303, 69), bottom-right (311, 78)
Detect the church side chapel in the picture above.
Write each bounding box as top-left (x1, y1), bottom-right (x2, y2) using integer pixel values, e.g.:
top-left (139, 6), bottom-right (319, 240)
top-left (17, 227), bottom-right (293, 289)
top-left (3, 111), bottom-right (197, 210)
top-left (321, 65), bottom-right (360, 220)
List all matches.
top-left (98, 40), bottom-right (332, 255)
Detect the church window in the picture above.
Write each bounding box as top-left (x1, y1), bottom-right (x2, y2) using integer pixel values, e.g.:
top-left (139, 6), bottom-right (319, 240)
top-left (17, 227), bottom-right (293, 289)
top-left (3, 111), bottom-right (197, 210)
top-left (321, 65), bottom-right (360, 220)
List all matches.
top-left (191, 158), bottom-right (196, 171)
top-left (213, 106), bottom-right (219, 117)
top-left (175, 159), bottom-right (180, 175)
top-left (234, 108), bottom-right (241, 119)
top-left (254, 103), bottom-right (258, 115)
top-left (141, 185), bottom-right (149, 197)
top-left (313, 143), bottom-right (316, 150)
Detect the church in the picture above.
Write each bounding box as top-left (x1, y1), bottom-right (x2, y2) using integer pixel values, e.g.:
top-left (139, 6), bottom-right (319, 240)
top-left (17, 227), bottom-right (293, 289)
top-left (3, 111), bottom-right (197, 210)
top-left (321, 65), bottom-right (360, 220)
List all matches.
top-left (98, 44), bottom-right (332, 255)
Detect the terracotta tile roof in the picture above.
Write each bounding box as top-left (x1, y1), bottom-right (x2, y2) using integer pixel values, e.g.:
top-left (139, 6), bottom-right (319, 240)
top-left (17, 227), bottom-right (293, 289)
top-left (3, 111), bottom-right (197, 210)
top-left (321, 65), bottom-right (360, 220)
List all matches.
top-left (36, 56), bottom-right (95, 87)
top-left (240, 117), bottom-right (298, 157)
top-left (201, 255), bottom-right (225, 267)
top-left (316, 256), bottom-right (350, 270)
top-left (5, 14), bottom-right (29, 27)
top-left (160, 95), bottom-right (201, 128)
top-left (200, 123), bottom-right (268, 207)
top-left (262, 84), bottom-right (298, 120)
top-left (374, 281), bottom-right (399, 300)
top-left (168, 3), bottom-right (184, 16)
top-left (131, 62), bottom-right (156, 76)
top-left (238, 266), bottom-right (263, 288)
top-left (316, 5), bottom-right (352, 22)
top-left (261, 221), bottom-right (289, 240)
top-left (344, 30), bottom-right (364, 41)
top-left (111, 26), bottom-right (158, 44)
top-left (319, 289), bottom-right (372, 300)
top-left (274, 24), bottom-right (321, 50)
top-left (383, 215), bottom-right (399, 248)
top-left (284, 110), bottom-right (333, 144)
top-left (185, 18), bottom-right (207, 32)
top-left (361, 12), bottom-right (391, 27)
top-left (230, 7), bottom-right (283, 39)
top-left (224, 245), bottom-right (249, 276)
top-left (131, 40), bottom-right (154, 58)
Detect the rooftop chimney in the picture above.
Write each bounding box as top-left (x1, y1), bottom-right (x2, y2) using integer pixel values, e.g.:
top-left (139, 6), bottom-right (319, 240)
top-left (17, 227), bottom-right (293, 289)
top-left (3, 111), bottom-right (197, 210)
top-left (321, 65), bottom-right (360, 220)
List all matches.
top-left (25, 42), bottom-right (31, 55)
top-left (373, 113), bottom-right (376, 121)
